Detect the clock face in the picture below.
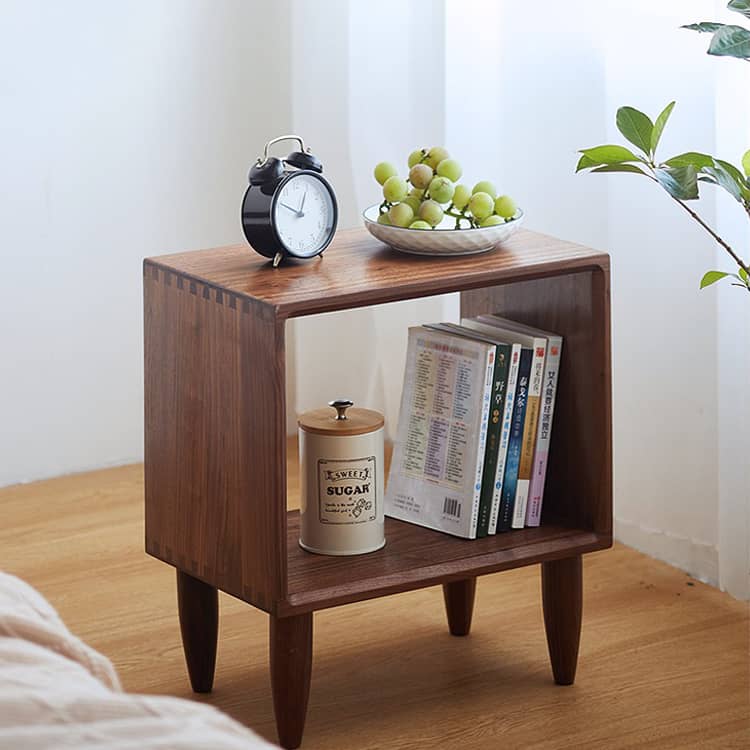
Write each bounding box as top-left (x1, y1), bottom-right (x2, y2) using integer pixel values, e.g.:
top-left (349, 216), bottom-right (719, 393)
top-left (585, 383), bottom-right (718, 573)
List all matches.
top-left (272, 172), bottom-right (336, 257)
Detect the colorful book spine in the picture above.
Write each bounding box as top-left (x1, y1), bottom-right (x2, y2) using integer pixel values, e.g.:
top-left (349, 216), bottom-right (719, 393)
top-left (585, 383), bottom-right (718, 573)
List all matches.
top-left (526, 334), bottom-right (563, 526)
top-left (476, 342), bottom-right (510, 537)
top-left (511, 338), bottom-right (546, 529)
top-left (470, 346), bottom-right (496, 537)
top-left (489, 343), bottom-right (521, 534)
top-left (497, 347), bottom-right (532, 532)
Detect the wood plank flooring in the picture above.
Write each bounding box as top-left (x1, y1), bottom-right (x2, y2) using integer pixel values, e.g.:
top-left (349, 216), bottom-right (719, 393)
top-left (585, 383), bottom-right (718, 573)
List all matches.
top-left (0, 460), bottom-right (747, 749)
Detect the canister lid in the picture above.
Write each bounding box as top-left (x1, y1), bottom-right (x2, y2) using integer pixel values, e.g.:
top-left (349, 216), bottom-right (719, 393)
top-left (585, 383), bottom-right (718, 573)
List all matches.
top-left (298, 399), bottom-right (384, 436)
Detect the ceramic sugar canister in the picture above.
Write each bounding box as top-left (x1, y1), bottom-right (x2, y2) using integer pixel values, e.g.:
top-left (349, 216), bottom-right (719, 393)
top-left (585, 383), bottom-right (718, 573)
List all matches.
top-left (297, 399), bottom-right (385, 555)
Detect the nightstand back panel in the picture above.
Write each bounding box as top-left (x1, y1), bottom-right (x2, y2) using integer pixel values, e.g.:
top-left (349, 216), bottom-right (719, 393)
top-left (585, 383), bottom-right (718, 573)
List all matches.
top-left (144, 265), bottom-right (287, 611)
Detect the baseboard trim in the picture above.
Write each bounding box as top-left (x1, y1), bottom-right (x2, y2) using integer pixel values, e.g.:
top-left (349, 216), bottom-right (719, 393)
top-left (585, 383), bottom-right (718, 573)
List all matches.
top-left (615, 518), bottom-right (719, 587)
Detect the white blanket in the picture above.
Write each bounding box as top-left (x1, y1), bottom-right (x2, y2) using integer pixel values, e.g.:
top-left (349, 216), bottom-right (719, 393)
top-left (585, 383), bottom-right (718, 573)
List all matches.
top-left (0, 572), bottom-right (277, 749)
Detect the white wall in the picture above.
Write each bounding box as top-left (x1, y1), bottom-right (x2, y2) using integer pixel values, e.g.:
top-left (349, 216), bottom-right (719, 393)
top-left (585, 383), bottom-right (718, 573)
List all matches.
top-left (714, 42), bottom-right (750, 599)
top-left (603, 0), bottom-right (721, 584)
top-left (0, 0), bottom-right (292, 485)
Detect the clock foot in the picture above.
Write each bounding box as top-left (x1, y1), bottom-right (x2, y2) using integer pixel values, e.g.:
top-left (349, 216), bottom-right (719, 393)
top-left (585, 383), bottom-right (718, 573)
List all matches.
top-left (318, 251), bottom-right (324, 258)
top-left (272, 252), bottom-right (284, 268)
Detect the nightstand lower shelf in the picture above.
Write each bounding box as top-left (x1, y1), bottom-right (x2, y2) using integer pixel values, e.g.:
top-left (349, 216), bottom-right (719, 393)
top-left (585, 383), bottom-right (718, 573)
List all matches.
top-left (284, 511), bottom-right (609, 615)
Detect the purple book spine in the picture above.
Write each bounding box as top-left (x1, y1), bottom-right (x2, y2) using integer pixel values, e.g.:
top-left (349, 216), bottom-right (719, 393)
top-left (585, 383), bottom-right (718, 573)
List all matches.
top-left (525, 336), bottom-right (562, 527)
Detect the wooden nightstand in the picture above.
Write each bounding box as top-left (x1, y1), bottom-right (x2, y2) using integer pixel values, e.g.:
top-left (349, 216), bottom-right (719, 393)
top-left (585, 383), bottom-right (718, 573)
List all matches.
top-left (143, 227), bottom-right (612, 748)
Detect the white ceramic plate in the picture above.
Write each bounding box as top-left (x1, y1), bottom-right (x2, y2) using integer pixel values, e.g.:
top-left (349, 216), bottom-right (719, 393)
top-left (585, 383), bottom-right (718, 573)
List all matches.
top-left (362, 204), bottom-right (525, 256)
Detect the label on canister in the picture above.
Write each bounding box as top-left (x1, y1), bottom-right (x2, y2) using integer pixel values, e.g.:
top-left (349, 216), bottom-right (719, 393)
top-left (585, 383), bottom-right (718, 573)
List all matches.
top-left (318, 456), bottom-right (377, 524)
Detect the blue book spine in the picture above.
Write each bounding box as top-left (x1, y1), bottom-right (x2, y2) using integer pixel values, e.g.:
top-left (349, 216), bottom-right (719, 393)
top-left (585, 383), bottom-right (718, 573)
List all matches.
top-left (497, 348), bottom-right (532, 532)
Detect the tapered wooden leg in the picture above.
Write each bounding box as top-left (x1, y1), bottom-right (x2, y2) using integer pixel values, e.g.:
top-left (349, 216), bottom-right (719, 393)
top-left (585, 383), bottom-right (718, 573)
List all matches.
top-left (176, 570), bottom-right (218, 693)
top-left (541, 555), bottom-right (582, 685)
top-left (442, 577), bottom-right (476, 636)
top-left (270, 612), bottom-right (313, 750)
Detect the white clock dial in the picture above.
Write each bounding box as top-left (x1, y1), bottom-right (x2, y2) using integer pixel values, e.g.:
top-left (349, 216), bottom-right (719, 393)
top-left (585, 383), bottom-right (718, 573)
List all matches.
top-left (273, 173), bottom-right (335, 257)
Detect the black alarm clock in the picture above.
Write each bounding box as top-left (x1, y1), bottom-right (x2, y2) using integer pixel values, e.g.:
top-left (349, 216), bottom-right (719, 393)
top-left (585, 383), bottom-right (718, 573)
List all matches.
top-left (241, 135), bottom-right (338, 268)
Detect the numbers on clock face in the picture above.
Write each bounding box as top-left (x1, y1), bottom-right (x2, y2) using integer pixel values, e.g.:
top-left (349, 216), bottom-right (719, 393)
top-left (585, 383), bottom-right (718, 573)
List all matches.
top-left (273, 173), bottom-right (335, 257)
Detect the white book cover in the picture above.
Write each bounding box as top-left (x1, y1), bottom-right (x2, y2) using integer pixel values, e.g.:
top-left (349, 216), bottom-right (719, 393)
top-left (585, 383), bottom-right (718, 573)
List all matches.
top-left (479, 316), bottom-right (563, 527)
top-left (385, 326), bottom-right (495, 539)
top-left (462, 318), bottom-right (546, 529)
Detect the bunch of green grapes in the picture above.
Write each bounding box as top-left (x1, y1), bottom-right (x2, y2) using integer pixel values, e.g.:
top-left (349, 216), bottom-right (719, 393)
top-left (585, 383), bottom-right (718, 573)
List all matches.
top-left (373, 147), bottom-right (517, 230)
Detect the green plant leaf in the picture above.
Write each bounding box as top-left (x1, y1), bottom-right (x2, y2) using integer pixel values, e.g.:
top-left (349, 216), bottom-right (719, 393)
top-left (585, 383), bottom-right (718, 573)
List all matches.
top-left (651, 101), bottom-right (675, 154)
top-left (576, 154), bottom-right (599, 172)
top-left (702, 163), bottom-right (743, 200)
top-left (656, 165), bottom-right (699, 200)
top-left (728, 1), bottom-right (750, 21)
top-left (700, 271), bottom-right (730, 288)
top-left (715, 159), bottom-right (750, 199)
top-left (578, 144), bottom-right (641, 168)
top-left (616, 107), bottom-right (655, 156)
top-left (740, 267), bottom-right (749, 284)
top-left (591, 164), bottom-right (648, 175)
top-left (664, 152), bottom-right (715, 170)
top-left (708, 25), bottom-right (750, 59)
top-left (682, 22), bottom-right (726, 33)
top-left (741, 149), bottom-right (750, 177)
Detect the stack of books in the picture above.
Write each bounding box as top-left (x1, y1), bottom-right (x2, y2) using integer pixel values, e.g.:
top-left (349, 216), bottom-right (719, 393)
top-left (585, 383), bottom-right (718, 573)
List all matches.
top-left (385, 315), bottom-right (562, 539)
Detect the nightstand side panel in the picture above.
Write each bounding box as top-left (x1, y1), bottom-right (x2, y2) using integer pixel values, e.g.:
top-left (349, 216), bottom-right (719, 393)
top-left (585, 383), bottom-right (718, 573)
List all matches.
top-left (144, 264), bottom-right (287, 611)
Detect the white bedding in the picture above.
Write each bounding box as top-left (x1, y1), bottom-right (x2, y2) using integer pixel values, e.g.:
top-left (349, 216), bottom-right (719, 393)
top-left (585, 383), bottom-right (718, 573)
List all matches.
top-left (0, 572), bottom-right (277, 750)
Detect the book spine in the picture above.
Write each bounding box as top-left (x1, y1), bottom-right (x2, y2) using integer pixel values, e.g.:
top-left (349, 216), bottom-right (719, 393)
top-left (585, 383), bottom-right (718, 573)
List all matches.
top-left (476, 344), bottom-right (510, 537)
top-left (469, 347), bottom-right (496, 539)
top-left (497, 348), bottom-right (532, 532)
top-left (511, 338), bottom-right (546, 529)
top-left (525, 336), bottom-right (563, 527)
top-left (488, 344), bottom-right (520, 534)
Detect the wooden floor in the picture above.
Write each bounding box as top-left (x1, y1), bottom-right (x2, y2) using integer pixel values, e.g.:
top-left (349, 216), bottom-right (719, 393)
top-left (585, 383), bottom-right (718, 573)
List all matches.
top-left (1, 459), bottom-right (748, 749)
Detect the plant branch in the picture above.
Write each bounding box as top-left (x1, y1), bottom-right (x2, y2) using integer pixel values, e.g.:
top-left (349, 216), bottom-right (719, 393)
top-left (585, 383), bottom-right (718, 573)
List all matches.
top-left (670, 196), bottom-right (749, 276)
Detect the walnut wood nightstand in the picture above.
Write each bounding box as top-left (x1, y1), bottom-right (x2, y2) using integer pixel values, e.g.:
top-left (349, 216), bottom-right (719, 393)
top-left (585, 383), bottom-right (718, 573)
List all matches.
top-left (143, 227), bottom-right (612, 748)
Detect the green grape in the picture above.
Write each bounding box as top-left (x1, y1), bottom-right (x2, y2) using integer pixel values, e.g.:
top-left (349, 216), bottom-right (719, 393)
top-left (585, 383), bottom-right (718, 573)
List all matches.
top-left (494, 195), bottom-right (517, 219)
top-left (428, 176), bottom-right (455, 204)
top-left (383, 175), bottom-right (408, 203)
top-left (418, 199), bottom-right (444, 227)
top-left (479, 214), bottom-right (504, 227)
top-left (373, 162), bottom-right (398, 185)
top-left (409, 163), bottom-right (433, 189)
top-left (408, 149), bottom-right (427, 168)
top-left (377, 213), bottom-right (391, 225)
top-left (408, 187), bottom-right (425, 200)
top-left (388, 202), bottom-right (414, 228)
top-left (425, 146), bottom-right (450, 170)
top-left (403, 193), bottom-right (421, 213)
top-left (472, 180), bottom-right (498, 199)
top-left (468, 192), bottom-right (494, 220)
top-left (436, 158), bottom-right (462, 182)
top-left (409, 220), bottom-right (432, 230)
top-left (452, 184), bottom-right (471, 210)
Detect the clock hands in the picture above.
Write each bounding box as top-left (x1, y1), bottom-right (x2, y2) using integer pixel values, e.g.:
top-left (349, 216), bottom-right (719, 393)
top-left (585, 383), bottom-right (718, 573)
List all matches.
top-left (280, 190), bottom-right (307, 218)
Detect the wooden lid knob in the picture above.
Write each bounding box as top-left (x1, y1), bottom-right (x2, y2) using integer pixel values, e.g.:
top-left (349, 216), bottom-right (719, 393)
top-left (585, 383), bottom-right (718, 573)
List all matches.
top-left (298, 400), bottom-right (384, 436)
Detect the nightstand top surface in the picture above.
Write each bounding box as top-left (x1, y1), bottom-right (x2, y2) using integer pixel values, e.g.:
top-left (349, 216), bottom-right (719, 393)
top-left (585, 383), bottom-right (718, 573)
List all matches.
top-left (145, 227), bottom-right (608, 318)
